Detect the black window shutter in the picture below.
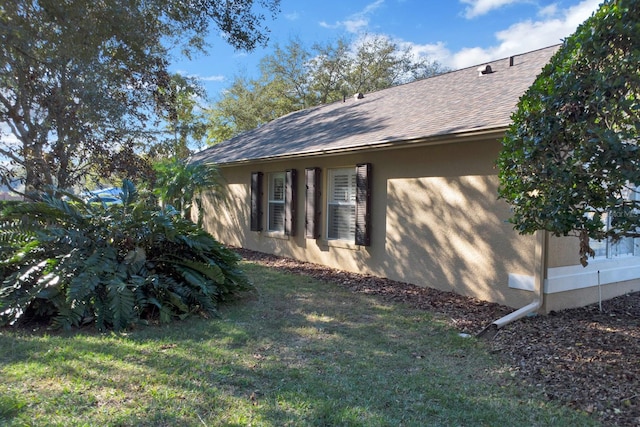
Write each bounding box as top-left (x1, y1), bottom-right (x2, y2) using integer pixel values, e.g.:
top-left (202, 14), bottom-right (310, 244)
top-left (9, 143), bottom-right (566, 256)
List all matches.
top-left (355, 163), bottom-right (371, 246)
top-left (250, 172), bottom-right (263, 231)
top-left (285, 169), bottom-right (297, 236)
top-left (305, 167), bottom-right (321, 239)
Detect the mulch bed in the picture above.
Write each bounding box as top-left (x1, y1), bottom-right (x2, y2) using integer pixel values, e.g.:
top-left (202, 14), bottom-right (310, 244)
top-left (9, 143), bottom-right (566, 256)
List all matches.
top-left (236, 248), bottom-right (640, 426)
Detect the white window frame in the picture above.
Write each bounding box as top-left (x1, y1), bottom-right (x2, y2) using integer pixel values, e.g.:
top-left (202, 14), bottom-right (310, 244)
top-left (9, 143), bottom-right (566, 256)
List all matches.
top-left (267, 172), bottom-right (285, 233)
top-left (327, 168), bottom-right (356, 241)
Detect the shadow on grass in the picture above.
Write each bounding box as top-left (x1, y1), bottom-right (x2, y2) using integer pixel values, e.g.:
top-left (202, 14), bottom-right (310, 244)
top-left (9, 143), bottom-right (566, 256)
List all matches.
top-left (0, 262), bottom-right (599, 426)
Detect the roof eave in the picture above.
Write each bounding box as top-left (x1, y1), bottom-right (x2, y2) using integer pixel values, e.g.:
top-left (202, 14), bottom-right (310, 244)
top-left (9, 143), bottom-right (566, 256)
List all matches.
top-left (204, 124), bottom-right (510, 167)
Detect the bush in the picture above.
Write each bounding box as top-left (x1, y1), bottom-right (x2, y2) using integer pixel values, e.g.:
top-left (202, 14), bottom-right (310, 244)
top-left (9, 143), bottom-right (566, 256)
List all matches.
top-left (152, 158), bottom-right (221, 226)
top-left (0, 200), bottom-right (21, 210)
top-left (0, 180), bottom-right (250, 331)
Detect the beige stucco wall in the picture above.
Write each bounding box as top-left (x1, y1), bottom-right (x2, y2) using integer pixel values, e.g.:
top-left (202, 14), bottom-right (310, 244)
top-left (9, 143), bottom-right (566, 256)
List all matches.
top-left (200, 136), bottom-right (544, 309)
top-left (547, 234), bottom-right (581, 268)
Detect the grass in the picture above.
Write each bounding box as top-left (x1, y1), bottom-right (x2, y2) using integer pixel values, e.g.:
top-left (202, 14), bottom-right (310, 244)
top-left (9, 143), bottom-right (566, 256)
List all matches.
top-left (0, 262), bottom-right (599, 426)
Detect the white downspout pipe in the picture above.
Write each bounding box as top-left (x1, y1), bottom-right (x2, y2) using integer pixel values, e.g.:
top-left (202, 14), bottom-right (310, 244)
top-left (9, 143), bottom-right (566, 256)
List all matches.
top-left (477, 230), bottom-right (547, 338)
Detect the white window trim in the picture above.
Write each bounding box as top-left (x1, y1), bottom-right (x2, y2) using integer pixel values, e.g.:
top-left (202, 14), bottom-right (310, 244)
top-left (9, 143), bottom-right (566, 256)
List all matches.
top-left (267, 172), bottom-right (285, 233)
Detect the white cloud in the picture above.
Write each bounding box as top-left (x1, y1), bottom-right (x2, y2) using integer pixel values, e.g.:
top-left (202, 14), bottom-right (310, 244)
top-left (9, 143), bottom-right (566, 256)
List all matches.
top-left (461, 0), bottom-right (524, 19)
top-left (362, 0), bottom-right (385, 14)
top-left (342, 18), bottom-right (370, 33)
top-left (397, 40), bottom-right (451, 65)
top-left (318, 20), bottom-right (335, 29)
top-left (321, 0), bottom-right (599, 73)
top-left (175, 70), bottom-right (225, 83)
top-left (365, 0), bottom-right (599, 72)
top-left (284, 12), bottom-right (300, 21)
top-left (449, 0), bottom-right (601, 69)
top-left (319, 0), bottom-right (385, 34)
top-left (538, 3), bottom-right (558, 18)
top-left (198, 74), bottom-right (225, 82)
top-left (340, 0), bottom-right (601, 70)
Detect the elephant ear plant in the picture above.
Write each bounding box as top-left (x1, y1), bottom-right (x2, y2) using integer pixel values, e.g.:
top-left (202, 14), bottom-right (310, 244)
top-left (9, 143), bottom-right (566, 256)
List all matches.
top-left (0, 180), bottom-right (250, 331)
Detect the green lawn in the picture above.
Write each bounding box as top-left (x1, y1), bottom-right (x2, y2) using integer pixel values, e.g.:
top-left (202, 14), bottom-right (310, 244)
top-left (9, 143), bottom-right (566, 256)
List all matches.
top-left (0, 262), bottom-right (598, 426)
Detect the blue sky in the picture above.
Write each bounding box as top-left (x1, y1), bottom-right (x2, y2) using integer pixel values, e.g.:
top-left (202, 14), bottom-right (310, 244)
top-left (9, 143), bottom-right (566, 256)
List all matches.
top-left (172, 0), bottom-right (602, 102)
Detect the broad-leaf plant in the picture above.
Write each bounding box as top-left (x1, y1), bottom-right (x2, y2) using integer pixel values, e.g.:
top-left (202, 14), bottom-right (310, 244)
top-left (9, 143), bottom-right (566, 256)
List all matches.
top-left (0, 180), bottom-right (249, 331)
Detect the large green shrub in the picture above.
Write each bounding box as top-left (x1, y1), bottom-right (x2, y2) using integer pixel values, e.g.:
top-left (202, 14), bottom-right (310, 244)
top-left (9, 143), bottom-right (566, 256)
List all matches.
top-left (497, 0), bottom-right (640, 265)
top-left (0, 180), bottom-right (249, 331)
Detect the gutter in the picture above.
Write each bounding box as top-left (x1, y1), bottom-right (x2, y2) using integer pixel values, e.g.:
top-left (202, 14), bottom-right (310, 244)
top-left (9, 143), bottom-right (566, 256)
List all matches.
top-left (477, 230), bottom-right (548, 339)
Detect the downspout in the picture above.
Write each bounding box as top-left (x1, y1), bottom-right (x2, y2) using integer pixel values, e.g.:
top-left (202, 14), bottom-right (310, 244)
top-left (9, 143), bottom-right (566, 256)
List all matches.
top-left (477, 230), bottom-right (548, 338)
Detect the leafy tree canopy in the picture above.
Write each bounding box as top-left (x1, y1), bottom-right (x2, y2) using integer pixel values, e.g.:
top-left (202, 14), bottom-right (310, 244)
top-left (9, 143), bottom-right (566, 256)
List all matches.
top-left (206, 34), bottom-right (448, 143)
top-left (497, 0), bottom-right (640, 266)
top-left (150, 74), bottom-right (209, 160)
top-left (0, 0), bottom-right (280, 197)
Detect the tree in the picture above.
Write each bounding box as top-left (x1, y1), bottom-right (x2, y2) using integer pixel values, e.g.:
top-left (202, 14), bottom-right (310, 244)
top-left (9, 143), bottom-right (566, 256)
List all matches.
top-left (206, 35), bottom-right (448, 142)
top-left (259, 37), bottom-right (316, 109)
top-left (206, 73), bottom-right (297, 142)
top-left (308, 37), bottom-right (351, 104)
top-left (497, 0), bottom-right (640, 266)
top-left (150, 74), bottom-right (209, 160)
top-left (0, 0), bottom-right (280, 197)
top-left (205, 38), bottom-right (315, 143)
top-left (345, 34), bottom-right (446, 95)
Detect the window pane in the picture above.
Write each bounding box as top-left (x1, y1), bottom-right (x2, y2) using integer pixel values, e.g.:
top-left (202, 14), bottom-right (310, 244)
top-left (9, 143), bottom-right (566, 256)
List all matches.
top-left (329, 171), bottom-right (355, 203)
top-left (270, 175), bottom-right (285, 201)
top-left (591, 239), bottom-right (608, 258)
top-left (268, 202), bottom-right (284, 231)
top-left (328, 204), bottom-right (355, 240)
top-left (610, 237), bottom-right (635, 257)
top-left (332, 175), bottom-right (349, 201)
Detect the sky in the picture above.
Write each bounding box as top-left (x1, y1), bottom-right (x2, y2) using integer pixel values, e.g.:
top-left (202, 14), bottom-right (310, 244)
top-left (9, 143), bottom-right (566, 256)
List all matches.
top-left (171, 0), bottom-right (603, 103)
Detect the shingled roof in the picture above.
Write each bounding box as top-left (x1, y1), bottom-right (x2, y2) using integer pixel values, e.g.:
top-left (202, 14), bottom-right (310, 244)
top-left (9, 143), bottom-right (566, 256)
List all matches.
top-left (191, 44), bottom-right (560, 165)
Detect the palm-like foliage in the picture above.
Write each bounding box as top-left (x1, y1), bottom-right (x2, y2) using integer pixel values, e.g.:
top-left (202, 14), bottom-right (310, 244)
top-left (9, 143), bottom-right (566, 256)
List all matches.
top-left (0, 180), bottom-right (249, 331)
top-left (152, 158), bottom-right (221, 226)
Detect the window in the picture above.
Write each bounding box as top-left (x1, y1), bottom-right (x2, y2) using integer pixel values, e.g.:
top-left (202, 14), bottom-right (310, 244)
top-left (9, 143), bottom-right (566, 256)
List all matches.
top-left (267, 172), bottom-right (285, 232)
top-left (590, 185), bottom-right (640, 259)
top-left (328, 168), bottom-right (356, 240)
top-left (326, 163), bottom-right (371, 245)
top-left (590, 213), bottom-right (639, 258)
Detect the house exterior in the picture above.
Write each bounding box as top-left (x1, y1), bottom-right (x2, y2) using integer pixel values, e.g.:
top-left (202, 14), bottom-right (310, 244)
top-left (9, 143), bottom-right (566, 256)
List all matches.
top-left (191, 45), bottom-right (640, 314)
